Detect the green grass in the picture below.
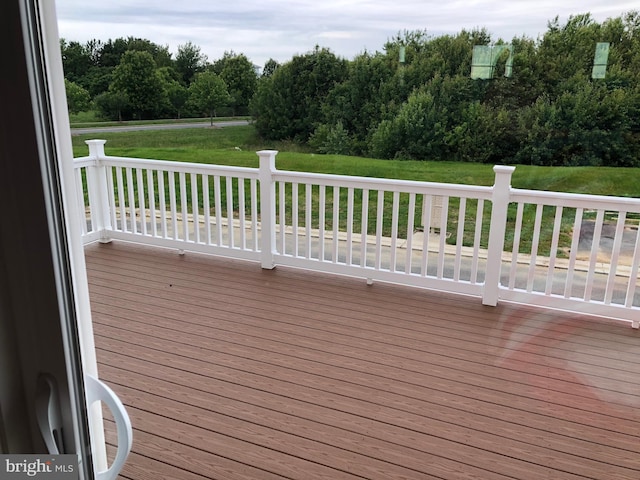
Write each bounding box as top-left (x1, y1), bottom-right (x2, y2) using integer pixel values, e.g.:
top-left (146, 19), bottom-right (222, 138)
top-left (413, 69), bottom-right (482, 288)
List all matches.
top-left (72, 125), bottom-right (640, 196)
top-left (72, 124), bottom-right (640, 256)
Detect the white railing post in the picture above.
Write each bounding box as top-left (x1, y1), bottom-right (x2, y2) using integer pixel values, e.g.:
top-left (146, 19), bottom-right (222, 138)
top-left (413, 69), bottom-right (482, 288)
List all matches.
top-left (258, 150), bottom-right (278, 269)
top-left (482, 165), bottom-right (516, 306)
top-left (85, 139), bottom-right (112, 243)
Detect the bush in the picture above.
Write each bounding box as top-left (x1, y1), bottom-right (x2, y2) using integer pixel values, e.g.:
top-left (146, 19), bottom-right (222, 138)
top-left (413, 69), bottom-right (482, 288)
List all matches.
top-left (309, 122), bottom-right (352, 155)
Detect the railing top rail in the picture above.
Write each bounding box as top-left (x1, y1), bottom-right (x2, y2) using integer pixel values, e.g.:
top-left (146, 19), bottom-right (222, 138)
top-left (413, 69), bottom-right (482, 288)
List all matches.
top-left (510, 187), bottom-right (640, 212)
top-left (95, 155), bottom-right (260, 179)
top-left (73, 156), bottom-right (96, 168)
top-left (274, 169), bottom-right (494, 198)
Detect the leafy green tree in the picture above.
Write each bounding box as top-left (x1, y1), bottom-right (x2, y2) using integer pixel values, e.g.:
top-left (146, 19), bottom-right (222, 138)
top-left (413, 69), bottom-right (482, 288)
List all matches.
top-left (110, 50), bottom-right (167, 119)
top-left (536, 14), bottom-right (602, 94)
top-left (446, 102), bottom-right (517, 163)
top-left (188, 71), bottom-right (231, 124)
top-left (175, 41), bottom-right (207, 85)
top-left (320, 29), bottom-right (491, 156)
top-left (98, 37), bottom-right (172, 68)
top-left (212, 52), bottom-right (257, 115)
top-left (602, 11), bottom-right (640, 79)
top-left (480, 36), bottom-right (542, 111)
top-left (60, 39), bottom-right (92, 83)
top-left (83, 39), bottom-right (103, 65)
top-left (370, 89), bottom-right (446, 160)
top-left (309, 121), bottom-right (351, 155)
top-left (251, 46), bottom-right (348, 141)
top-left (249, 77), bottom-right (290, 139)
top-left (94, 90), bottom-right (130, 121)
top-left (97, 38), bottom-right (129, 67)
top-left (157, 66), bottom-right (188, 118)
top-left (383, 29), bottom-right (432, 65)
top-left (369, 74), bottom-right (479, 160)
top-left (166, 81), bottom-right (189, 119)
top-left (321, 52), bottom-right (394, 154)
top-left (64, 79), bottom-right (91, 114)
top-left (261, 58), bottom-right (280, 78)
top-left (127, 37), bottom-right (172, 67)
top-left (80, 66), bottom-right (113, 98)
top-left (516, 82), bottom-right (640, 166)
top-left (382, 29), bottom-right (488, 89)
top-left (424, 29), bottom-right (489, 78)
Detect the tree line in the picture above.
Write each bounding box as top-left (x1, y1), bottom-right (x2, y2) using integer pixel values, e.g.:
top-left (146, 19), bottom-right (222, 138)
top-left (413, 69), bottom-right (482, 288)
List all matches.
top-left (61, 37), bottom-right (266, 122)
top-left (63, 11), bottom-right (640, 167)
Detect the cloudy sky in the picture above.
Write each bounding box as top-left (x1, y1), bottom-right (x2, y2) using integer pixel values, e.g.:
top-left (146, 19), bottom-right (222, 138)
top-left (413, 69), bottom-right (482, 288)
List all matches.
top-left (55, 1), bottom-right (637, 67)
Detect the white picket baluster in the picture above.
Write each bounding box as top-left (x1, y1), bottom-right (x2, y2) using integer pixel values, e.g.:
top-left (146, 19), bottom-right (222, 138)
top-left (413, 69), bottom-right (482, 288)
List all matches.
top-left (545, 206), bottom-right (563, 295)
top-left (470, 200), bottom-right (484, 284)
top-left (306, 184), bottom-right (312, 259)
top-left (203, 175), bottom-right (211, 245)
top-left (346, 188), bottom-right (354, 265)
top-left (226, 176), bottom-right (234, 248)
top-left (319, 185), bottom-right (326, 261)
top-left (361, 189), bottom-right (369, 268)
top-left (454, 198), bottom-right (466, 282)
top-left (332, 186), bottom-right (340, 263)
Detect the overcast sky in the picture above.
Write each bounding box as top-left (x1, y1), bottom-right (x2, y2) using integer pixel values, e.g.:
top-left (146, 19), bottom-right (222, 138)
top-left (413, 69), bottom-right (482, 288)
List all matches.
top-left (55, 1), bottom-right (637, 67)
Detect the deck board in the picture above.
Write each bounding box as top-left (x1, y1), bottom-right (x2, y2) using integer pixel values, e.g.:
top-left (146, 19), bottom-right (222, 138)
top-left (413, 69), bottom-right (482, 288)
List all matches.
top-left (86, 242), bottom-right (640, 480)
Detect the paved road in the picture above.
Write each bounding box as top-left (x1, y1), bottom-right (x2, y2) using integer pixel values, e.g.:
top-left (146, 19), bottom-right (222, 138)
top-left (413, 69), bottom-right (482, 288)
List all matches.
top-left (71, 119), bottom-right (250, 135)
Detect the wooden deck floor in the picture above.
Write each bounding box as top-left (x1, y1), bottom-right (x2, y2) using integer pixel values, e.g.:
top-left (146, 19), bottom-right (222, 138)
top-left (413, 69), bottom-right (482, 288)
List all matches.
top-left (85, 241), bottom-right (640, 480)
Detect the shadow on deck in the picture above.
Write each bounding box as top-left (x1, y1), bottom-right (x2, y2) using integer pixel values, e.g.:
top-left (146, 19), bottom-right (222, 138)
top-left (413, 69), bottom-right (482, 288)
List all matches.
top-left (85, 241), bottom-right (640, 480)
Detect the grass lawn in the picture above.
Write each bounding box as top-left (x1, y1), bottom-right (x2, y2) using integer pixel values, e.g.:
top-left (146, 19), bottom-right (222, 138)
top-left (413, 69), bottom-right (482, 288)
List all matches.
top-left (71, 125), bottom-right (640, 196)
top-left (71, 124), bottom-right (640, 255)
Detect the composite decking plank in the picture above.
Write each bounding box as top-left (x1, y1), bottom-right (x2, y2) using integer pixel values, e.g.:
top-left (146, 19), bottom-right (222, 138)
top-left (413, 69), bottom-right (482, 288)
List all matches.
top-left (99, 364), bottom-right (515, 480)
top-left (105, 440), bottom-right (212, 480)
top-left (94, 332), bottom-right (639, 479)
top-left (88, 294), bottom-right (640, 404)
top-left (96, 346), bottom-right (591, 480)
top-left (104, 421), bottom-right (290, 480)
top-left (87, 281), bottom-right (640, 422)
top-left (109, 383), bottom-right (487, 480)
top-left (93, 317), bottom-right (640, 440)
top-left (85, 270), bottom-right (640, 394)
top-left (97, 346), bottom-right (640, 477)
top-left (90, 306), bottom-right (640, 451)
top-left (87, 242), bottom-right (638, 347)
top-left (117, 452), bottom-right (208, 480)
top-left (85, 256), bottom-right (640, 373)
top-left (86, 280), bottom-right (640, 440)
top-left (87, 250), bottom-right (639, 388)
top-left (97, 352), bottom-right (640, 462)
top-left (85, 242), bottom-right (640, 480)
top-left (121, 406), bottom-right (375, 480)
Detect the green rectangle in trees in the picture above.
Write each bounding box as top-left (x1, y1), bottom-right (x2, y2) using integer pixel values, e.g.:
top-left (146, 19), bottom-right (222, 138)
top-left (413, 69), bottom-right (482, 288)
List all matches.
top-left (471, 45), bottom-right (513, 79)
top-left (591, 42), bottom-right (610, 79)
top-left (471, 46), bottom-right (493, 79)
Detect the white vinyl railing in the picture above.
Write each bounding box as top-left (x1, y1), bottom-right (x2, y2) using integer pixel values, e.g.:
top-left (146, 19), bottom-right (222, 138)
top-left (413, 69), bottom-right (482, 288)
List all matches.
top-left (268, 167), bottom-right (496, 298)
top-left (75, 140), bottom-right (261, 261)
top-left (500, 189), bottom-right (640, 325)
top-left (75, 140), bottom-right (640, 328)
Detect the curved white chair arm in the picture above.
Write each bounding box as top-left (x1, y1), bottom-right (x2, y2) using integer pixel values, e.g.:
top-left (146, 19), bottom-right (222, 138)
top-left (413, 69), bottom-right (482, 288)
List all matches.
top-left (85, 374), bottom-right (133, 480)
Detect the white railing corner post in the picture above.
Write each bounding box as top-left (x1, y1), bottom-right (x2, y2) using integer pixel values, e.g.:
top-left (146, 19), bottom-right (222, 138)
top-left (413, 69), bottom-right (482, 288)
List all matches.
top-left (258, 150), bottom-right (278, 269)
top-left (482, 165), bottom-right (516, 306)
top-left (85, 139), bottom-right (112, 243)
